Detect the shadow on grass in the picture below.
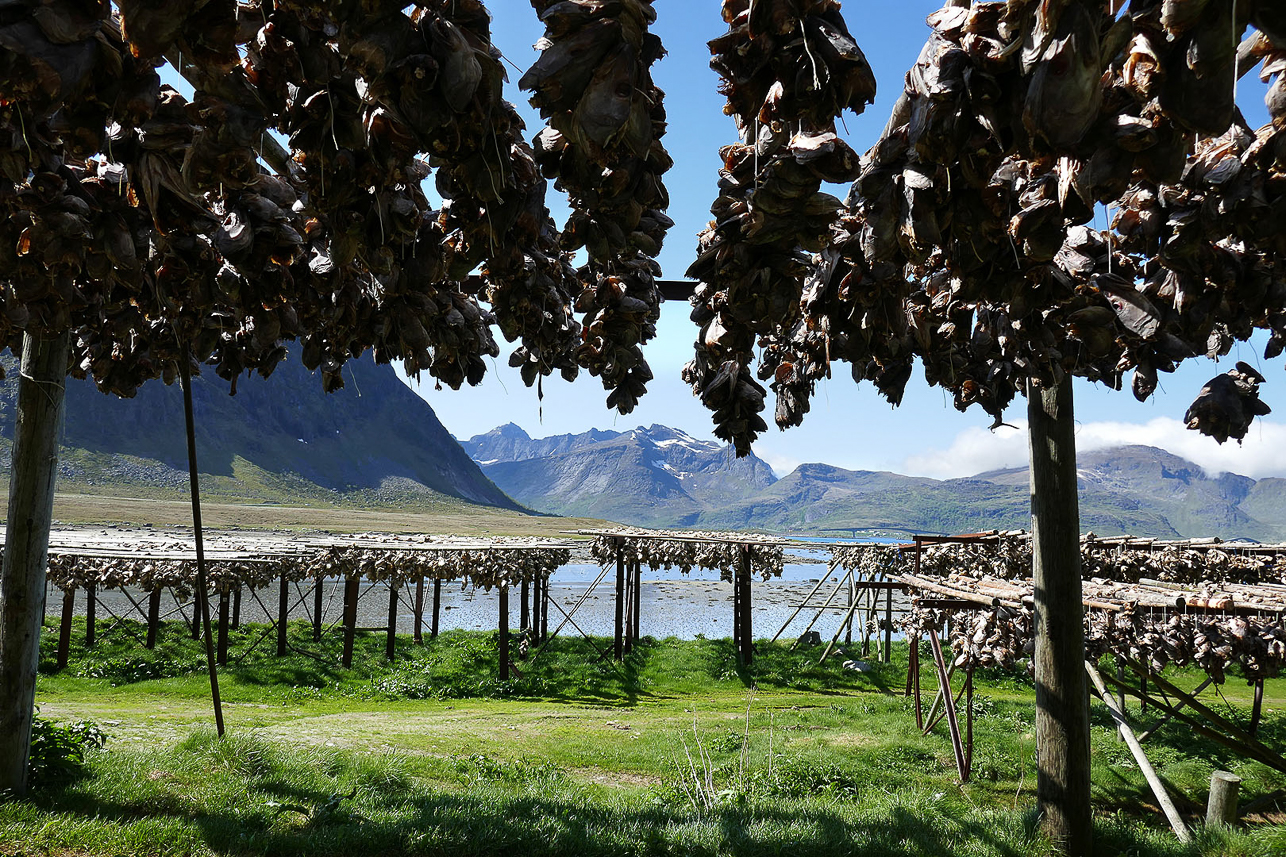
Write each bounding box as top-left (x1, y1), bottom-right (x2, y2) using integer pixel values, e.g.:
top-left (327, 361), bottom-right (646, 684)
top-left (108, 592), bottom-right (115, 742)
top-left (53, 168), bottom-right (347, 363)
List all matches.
top-left (21, 786), bottom-right (1050, 857)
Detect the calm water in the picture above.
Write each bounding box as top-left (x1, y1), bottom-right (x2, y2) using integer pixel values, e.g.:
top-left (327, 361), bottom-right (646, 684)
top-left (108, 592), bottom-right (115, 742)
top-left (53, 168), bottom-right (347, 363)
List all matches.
top-left (45, 543), bottom-right (911, 644)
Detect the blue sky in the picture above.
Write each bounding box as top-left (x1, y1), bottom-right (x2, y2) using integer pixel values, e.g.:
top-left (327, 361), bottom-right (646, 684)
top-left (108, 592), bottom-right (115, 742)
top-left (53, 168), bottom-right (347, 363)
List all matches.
top-left (399, 2), bottom-right (1286, 481)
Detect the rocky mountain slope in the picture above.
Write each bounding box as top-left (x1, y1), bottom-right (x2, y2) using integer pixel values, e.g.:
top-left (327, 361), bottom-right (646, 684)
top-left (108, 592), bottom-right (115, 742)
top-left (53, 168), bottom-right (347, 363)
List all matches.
top-left (462, 424), bottom-right (777, 526)
top-left (465, 425), bottom-right (1286, 540)
top-left (0, 349), bottom-right (521, 511)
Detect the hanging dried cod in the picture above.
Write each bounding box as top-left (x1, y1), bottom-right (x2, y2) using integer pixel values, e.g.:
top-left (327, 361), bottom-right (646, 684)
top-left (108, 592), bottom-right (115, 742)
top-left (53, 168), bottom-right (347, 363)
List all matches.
top-left (522, 0), bottom-right (673, 413)
top-left (685, 0), bottom-right (875, 453)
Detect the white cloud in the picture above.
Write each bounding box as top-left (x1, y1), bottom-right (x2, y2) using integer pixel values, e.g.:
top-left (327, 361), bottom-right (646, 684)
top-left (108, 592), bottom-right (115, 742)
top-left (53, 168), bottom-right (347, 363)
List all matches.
top-left (757, 450), bottom-right (804, 478)
top-left (901, 417), bottom-right (1286, 481)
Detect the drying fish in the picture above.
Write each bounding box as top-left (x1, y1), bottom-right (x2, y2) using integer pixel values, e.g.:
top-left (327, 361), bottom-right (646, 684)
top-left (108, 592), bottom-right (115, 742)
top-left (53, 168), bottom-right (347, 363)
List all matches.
top-left (521, 0), bottom-right (670, 413)
top-left (1184, 362), bottom-right (1271, 443)
top-left (687, 0), bottom-right (874, 451)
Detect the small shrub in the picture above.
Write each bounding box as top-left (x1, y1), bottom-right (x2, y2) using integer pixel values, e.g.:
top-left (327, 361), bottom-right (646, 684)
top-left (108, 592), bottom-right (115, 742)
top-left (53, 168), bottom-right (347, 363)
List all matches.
top-left (27, 714), bottom-right (105, 788)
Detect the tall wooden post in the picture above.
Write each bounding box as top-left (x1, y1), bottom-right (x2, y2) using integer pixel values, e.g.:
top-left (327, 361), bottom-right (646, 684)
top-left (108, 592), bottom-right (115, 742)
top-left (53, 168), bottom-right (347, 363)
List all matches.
top-left (520, 579), bottom-right (530, 632)
top-left (413, 576), bottom-right (424, 644)
top-left (498, 584), bottom-right (510, 680)
top-left (180, 356), bottom-right (224, 737)
top-left (632, 560), bottom-right (642, 642)
top-left (217, 590), bottom-right (230, 666)
top-left (883, 584), bottom-right (893, 663)
top-left (0, 330), bottom-right (70, 795)
top-left (614, 541), bottom-right (625, 661)
top-left (146, 587), bottom-right (162, 649)
top-left (732, 566), bottom-right (742, 654)
top-left (85, 581), bottom-right (96, 648)
top-left (1028, 376), bottom-right (1091, 856)
top-left (623, 563), bottom-right (634, 655)
top-left (231, 586), bottom-right (241, 629)
top-left (57, 588), bottom-right (74, 669)
top-left (313, 575), bottom-right (324, 642)
top-left (739, 547), bottom-right (753, 666)
top-left (539, 576), bottom-right (548, 642)
top-left (385, 581), bottom-right (398, 661)
top-left (431, 577), bottom-right (441, 638)
top-left (341, 575), bottom-right (359, 668)
top-left (276, 572), bottom-right (289, 657)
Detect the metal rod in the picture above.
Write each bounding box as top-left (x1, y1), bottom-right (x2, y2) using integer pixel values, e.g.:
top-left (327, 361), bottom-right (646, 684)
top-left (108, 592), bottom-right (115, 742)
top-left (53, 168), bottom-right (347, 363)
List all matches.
top-left (179, 355), bottom-right (224, 737)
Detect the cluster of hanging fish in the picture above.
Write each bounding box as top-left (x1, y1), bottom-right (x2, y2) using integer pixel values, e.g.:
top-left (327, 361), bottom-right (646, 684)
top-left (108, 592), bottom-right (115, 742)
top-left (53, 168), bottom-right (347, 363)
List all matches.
top-left (589, 529), bottom-right (786, 581)
top-left (0, 0), bottom-right (675, 406)
top-left (44, 543), bottom-right (570, 594)
top-left (683, 0), bottom-right (876, 453)
top-left (1086, 608), bottom-right (1286, 681)
top-left (0, 2), bottom-right (296, 395)
top-left (522, 0), bottom-right (674, 413)
top-left (308, 545), bottom-right (570, 590)
top-left (690, 0), bottom-right (1286, 454)
top-left (844, 531), bottom-right (1286, 585)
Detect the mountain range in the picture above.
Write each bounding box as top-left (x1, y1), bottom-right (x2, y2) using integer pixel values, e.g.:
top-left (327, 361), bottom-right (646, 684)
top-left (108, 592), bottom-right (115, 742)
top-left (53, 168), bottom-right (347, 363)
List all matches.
top-left (462, 424), bottom-right (1286, 541)
top-left (0, 348), bottom-right (517, 512)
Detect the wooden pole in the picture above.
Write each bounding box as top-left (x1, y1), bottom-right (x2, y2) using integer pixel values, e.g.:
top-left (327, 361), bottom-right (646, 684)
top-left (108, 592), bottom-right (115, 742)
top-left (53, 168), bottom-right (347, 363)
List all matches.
top-left (231, 586), bottom-right (241, 629)
top-left (614, 541), bottom-right (625, 661)
top-left (844, 574), bottom-right (854, 645)
top-left (146, 587), bottom-right (162, 649)
top-left (56, 589), bottom-right (75, 669)
top-left (928, 627), bottom-right (968, 782)
top-left (540, 575), bottom-right (548, 642)
top-left (385, 581), bottom-right (398, 662)
top-left (520, 579), bottom-right (530, 632)
top-left (85, 581), bottom-right (96, 648)
top-left (313, 575), bottom-right (324, 642)
top-left (179, 355), bottom-right (224, 737)
top-left (1086, 661), bottom-right (1191, 842)
top-left (883, 583), bottom-right (893, 663)
top-left (632, 560), bottom-right (642, 642)
top-left (1029, 376), bottom-right (1092, 856)
top-left (499, 584), bottom-right (510, 680)
top-left (623, 562), bottom-right (634, 655)
top-left (341, 575), bottom-right (359, 668)
top-left (741, 554), bottom-right (752, 665)
top-left (1206, 771), bottom-right (1241, 828)
top-left (1250, 679), bottom-right (1264, 738)
top-left (217, 590), bottom-right (230, 666)
top-left (413, 576), bottom-right (424, 644)
top-left (772, 558), bottom-right (839, 642)
top-left (431, 577), bottom-right (441, 638)
top-left (0, 330), bottom-right (70, 795)
top-left (276, 573), bottom-right (289, 657)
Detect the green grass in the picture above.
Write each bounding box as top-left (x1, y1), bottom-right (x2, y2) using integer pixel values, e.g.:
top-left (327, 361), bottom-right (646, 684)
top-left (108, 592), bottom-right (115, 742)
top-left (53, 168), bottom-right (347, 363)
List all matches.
top-left (6, 621), bottom-right (1286, 856)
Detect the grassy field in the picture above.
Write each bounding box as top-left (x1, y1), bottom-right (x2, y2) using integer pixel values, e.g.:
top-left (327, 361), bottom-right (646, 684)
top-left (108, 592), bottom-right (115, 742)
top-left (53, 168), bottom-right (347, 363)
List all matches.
top-left (4, 618), bottom-right (1285, 857)
top-left (15, 491), bottom-right (608, 538)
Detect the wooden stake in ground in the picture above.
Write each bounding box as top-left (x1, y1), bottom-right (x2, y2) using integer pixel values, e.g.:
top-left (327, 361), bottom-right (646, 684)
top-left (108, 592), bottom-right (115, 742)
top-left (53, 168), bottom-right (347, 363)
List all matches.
top-left (413, 576), bottom-right (424, 644)
top-left (499, 584), bottom-right (510, 680)
top-left (431, 577), bottom-right (441, 639)
top-left (385, 581), bottom-right (398, 661)
top-left (342, 576), bottom-right (359, 668)
top-left (179, 356), bottom-right (225, 738)
top-left (1029, 376), bottom-right (1091, 855)
top-left (276, 573), bottom-right (289, 656)
top-left (146, 587), bottom-right (162, 649)
top-left (57, 588), bottom-right (75, 668)
top-left (614, 540), bottom-right (625, 661)
top-left (0, 331), bottom-right (71, 794)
